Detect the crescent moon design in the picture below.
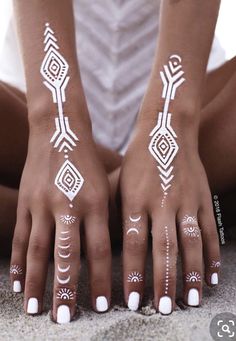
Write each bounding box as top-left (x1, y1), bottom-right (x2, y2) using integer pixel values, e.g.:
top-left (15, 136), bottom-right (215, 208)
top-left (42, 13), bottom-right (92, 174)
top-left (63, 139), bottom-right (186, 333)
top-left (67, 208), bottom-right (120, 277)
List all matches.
top-left (57, 275), bottom-right (70, 284)
top-left (59, 236), bottom-right (70, 241)
top-left (58, 264), bottom-right (71, 273)
top-left (127, 228), bottom-right (139, 235)
top-left (58, 251), bottom-right (71, 258)
top-left (61, 230), bottom-right (69, 234)
top-left (129, 216), bottom-right (141, 223)
top-left (58, 244), bottom-right (71, 249)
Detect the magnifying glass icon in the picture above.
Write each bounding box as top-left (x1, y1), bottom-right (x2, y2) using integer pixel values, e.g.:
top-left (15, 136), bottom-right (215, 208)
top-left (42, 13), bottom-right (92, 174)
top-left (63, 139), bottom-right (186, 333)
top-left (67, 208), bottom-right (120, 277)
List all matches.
top-left (222, 324), bottom-right (230, 334)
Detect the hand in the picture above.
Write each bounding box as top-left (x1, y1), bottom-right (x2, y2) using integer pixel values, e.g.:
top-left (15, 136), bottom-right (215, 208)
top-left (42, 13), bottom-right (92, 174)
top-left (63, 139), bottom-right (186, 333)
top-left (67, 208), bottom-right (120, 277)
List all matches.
top-left (10, 120), bottom-right (111, 323)
top-left (120, 83), bottom-right (220, 314)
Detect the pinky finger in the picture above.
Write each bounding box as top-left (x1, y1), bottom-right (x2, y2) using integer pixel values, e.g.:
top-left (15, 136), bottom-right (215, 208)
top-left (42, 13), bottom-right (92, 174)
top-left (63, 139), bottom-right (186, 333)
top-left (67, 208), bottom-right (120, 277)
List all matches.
top-left (10, 210), bottom-right (31, 293)
top-left (199, 208), bottom-right (221, 287)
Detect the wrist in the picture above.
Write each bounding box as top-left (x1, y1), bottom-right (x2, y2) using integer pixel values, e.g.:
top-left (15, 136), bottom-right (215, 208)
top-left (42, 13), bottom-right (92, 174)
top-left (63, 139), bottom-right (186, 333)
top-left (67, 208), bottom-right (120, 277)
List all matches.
top-left (27, 87), bottom-right (92, 132)
top-left (138, 75), bottom-right (200, 125)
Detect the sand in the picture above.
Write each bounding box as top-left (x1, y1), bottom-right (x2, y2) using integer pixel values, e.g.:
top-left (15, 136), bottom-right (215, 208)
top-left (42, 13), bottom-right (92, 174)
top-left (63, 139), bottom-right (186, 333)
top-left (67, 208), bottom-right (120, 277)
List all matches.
top-left (0, 242), bottom-right (235, 341)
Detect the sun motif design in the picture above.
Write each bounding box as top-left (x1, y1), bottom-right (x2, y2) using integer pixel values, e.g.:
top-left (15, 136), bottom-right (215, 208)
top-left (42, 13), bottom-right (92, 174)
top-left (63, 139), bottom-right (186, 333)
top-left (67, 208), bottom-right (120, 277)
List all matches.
top-left (127, 272), bottom-right (143, 282)
top-left (10, 265), bottom-right (23, 275)
top-left (186, 271), bottom-right (201, 283)
top-left (56, 288), bottom-right (74, 300)
top-left (211, 261), bottom-right (221, 268)
top-left (60, 215), bottom-right (76, 225)
top-left (182, 215), bottom-right (198, 225)
top-left (183, 226), bottom-right (200, 238)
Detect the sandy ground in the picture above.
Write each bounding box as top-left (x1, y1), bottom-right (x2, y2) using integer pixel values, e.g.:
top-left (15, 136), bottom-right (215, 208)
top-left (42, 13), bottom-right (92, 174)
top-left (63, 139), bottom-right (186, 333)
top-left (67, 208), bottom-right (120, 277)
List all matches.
top-left (0, 242), bottom-right (235, 341)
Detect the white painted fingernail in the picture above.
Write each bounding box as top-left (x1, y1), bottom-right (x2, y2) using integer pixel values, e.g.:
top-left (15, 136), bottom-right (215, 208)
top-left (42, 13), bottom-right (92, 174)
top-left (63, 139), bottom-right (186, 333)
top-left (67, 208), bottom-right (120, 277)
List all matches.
top-left (128, 292), bottom-right (140, 311)
top-left (211, 273), bottom-right (218, 285)
top-left (158, 296), bottom-right (172, 315)
top-left (96, 296), bottom-right (108, 312)
top-left (27, 298), bottom-right (38, 314)
top-left (188, 288), bottom-right (199, 306)
top-left (13, 281), bottom-right (21, 293)
top-left (57, 305), bottom-right (70, 324)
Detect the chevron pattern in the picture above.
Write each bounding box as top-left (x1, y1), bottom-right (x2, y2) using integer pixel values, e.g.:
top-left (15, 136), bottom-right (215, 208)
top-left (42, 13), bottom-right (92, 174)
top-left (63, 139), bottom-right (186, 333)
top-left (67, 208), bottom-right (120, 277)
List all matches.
top-left (73, 0), bottom-right (161, 151)
top-left (41, 23), bottom-right (79, 154)
top-left (148, 55), bottom-right (185, 207)
top-left (41, 23), bottom-right (84, 207)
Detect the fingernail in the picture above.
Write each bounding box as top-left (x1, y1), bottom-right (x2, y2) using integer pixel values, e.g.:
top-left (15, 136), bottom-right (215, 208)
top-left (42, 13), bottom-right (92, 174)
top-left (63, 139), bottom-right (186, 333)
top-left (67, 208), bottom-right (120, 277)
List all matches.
top-left (96, 296), bottom-right (108, 312)
top-left (128, 292), bottom-right (140, 311)
top-left (158, 296), bottom-right (172, 315)
top-left (27, 298), bottom-right (38, 314)
top-left (13, 280), bottom-right (21, 293)
top-left (211, 273), bottom-right (218, 285)
top-left (188, 288), bottom-right (199, 306)
top-left (57, 305), bottom-right (70, 324)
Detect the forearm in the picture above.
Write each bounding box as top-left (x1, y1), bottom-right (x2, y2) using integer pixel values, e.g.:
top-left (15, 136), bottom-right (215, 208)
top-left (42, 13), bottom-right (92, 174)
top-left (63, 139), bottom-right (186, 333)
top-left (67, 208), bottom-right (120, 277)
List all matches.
top-left (141, 0), bottom-right (221, 118)
top-left (13, 0), bottom-right (90, 128)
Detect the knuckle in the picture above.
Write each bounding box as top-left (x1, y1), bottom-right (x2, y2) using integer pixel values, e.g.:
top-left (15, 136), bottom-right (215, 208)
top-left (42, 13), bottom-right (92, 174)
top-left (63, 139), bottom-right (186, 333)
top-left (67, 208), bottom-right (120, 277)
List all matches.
top-left (158, 237), bottom-right (177, 257)
top-left (125, 237), bottom-right (146, 255)
top-left (12, 234), bottom-right (27, 251)
top-left (29, 237), bottom-right (48, 257)
top-left (84, 188), bottom-right (109, 212)
top-left (89, 240), bottom-right (110, 260)
top-left (25, 278), bottom-right (38, 293)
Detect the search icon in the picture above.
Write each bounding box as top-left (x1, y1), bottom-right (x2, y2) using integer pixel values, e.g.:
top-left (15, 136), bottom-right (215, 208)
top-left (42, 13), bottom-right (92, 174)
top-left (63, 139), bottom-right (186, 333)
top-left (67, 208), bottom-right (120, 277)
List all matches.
top-left (222, 324), bottom-right (231, 334)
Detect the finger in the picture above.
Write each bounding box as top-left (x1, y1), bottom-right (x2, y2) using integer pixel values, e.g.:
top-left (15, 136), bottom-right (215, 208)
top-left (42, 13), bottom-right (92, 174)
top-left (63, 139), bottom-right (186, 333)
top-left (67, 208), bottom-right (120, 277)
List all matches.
top-left (178, 213), bottom-right (203, 307)
top-left (199, 206), bottom-right (221, 287)
top-left (53, 213), bottom-right (80, 324)
top-left (24, 214), bottom-right (52, 315)
top-left (84, 208), bottom-right (111, 313)
top-left (10, 208), bottom-right (31, 293)
top-left (123, 212), bottom-right (148, 311)
top-left (152, 218), bottom-right (178, 315)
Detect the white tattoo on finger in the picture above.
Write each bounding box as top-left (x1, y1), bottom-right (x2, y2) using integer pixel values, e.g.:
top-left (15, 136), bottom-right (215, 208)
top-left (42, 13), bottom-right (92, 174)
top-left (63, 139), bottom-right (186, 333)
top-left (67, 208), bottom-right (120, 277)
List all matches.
top-left (127, 272), bottom-right (143, 282)
top-left (164, 226), bottom-right (170, 295)
top-left (57, 288), bottom-right (75, 300)
top-left (186, 271), bottom-right (201, 283)
top-left (10, 265), bottom-right (23, 275)
top-left (148, 55), bottom-right (185, 207)
top-left (182, 215), bottom-right (200, 238)
top-left (211, 261), bottom-right (221, 268)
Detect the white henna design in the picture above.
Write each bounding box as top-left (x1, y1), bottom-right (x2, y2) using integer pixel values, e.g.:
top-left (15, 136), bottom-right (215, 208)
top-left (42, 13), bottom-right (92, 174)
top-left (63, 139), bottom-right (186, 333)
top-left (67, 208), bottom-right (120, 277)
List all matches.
top-left (57, 288), bottom-right (74, 300)
top-left (127, 272), bottom-right (143, 282)
top-left (129, 216), bottom-right (141, 223)
top-left (10, 265), bottom-right (23, 275)
top-left (41, 23), bottom-right (78, 152)
top-left (57, 275), bottom-right (71, 284)
top-left (211, 261), bottom-right (221, 268)
top-left (148, 55), bottom-right (185, 207)
top-left (58, 251), bottom-right (71, 259)
top-left (182, 215), bottom-right (200, 238)
top-left (58, 244), bottom-right (71, 250)
top-left (60, 215), bottom-right (77, 225)
top-left (164, 226), bottom-right (170, 295)
top-left (55, 160), bottom-right (84, 202)
top-left (59, 236), bottom-right (70, 241)
top-left (127, 227), bottom-right (140, 235)
top-left (186, 271), bottom-right (201, 283)
top-left (58, 264), bottom-right (71, 273)
top-left (41, 23), bottom-right (84, 206)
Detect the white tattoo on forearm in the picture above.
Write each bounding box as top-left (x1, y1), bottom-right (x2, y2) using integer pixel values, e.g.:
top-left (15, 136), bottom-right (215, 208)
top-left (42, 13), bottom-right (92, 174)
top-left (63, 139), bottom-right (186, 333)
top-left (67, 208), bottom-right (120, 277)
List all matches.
top-left (148, 55), bottom-right (185, 207)
top-left (41, 23), bottom-right (84, 208)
